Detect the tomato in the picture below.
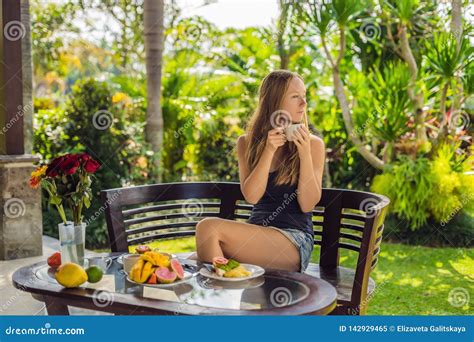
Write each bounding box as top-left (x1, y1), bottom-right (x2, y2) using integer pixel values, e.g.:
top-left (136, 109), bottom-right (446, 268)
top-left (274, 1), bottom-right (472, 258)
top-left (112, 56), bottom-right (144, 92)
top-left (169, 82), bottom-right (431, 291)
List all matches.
top-left (47, 252), bottom-right (61, 268)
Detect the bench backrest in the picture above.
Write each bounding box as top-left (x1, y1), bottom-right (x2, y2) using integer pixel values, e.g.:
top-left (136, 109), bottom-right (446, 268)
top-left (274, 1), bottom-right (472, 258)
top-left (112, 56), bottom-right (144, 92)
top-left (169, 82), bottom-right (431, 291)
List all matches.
top-left (101, 182), bottom-right (389, 306)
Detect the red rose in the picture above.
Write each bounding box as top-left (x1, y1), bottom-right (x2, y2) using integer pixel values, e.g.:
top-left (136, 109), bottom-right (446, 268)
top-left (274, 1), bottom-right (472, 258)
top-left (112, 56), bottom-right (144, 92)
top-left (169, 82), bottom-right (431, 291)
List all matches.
top-left (46, 156), bottom-right (64, 177)
top-left (60, 155), bottom-right (80, 175)
top-left (78, 153), bottom-right (90, 162)
top-left (84, 158), bottom-right (100, 173)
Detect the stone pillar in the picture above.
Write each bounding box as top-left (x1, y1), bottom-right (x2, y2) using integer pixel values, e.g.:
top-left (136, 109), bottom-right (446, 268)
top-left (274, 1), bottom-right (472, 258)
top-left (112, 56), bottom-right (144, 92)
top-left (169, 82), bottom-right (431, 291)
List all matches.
top-left (0, 0), bottom-right (42, 260)
top-left (0, 155), bottom-right (42, 259)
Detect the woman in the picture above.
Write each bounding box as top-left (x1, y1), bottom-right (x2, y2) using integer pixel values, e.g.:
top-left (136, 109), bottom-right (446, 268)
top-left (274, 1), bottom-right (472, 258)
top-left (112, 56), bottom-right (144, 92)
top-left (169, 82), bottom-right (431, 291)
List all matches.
top-left (194, 70), bottom-right (325, 272)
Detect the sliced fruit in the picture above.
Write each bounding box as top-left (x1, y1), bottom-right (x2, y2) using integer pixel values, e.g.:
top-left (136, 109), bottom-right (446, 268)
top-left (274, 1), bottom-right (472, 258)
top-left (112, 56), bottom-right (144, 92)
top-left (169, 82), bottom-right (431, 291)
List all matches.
top-left (140, 251), bottom-right (170, 268)
top-left (212, 256), bottom-right (228, 266)
top-left (224, 264), bottom-right (251, 278)
top-left (155, 267), bottom-right (177, 284)
top-left (130, 259), bottom-right (145, 282)
top-left (140, 261), bottom-right (154, 283)
top-left (147, 273), bottom-right (158, 284)
top-left (170, 259), bottom-right (184, 280)
top-left (47, 252), bottom-right (61, 268)
top-left (55, 263), bottom-right (87, 288)
top-left (135, 245), bottom-right (151, 254)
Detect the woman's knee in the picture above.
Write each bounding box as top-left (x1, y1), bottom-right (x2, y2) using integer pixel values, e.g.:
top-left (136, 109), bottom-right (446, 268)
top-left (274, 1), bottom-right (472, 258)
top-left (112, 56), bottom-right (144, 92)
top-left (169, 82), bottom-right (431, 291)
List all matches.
top-left (195, 217), bottom-right (221, 237)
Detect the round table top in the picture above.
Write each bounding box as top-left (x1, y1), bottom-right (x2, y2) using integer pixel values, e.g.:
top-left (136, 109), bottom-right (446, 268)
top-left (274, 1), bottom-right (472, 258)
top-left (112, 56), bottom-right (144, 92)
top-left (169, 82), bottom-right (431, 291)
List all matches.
top-left (12, 253), bottom-right (337, 315)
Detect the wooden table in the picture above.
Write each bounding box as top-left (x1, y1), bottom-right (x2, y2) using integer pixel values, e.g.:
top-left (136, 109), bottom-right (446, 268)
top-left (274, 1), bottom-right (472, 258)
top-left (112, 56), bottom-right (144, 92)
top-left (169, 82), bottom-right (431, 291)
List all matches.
top-left (12, 253), bottom-right (337, 315)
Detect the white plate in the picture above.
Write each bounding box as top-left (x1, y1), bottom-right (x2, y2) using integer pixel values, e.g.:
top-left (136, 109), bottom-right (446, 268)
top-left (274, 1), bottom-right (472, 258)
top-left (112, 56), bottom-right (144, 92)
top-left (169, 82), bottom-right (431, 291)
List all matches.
top-left (126, 270), bottom-right (195, 288)
top-left (199, 264), bottom-right (265, 282)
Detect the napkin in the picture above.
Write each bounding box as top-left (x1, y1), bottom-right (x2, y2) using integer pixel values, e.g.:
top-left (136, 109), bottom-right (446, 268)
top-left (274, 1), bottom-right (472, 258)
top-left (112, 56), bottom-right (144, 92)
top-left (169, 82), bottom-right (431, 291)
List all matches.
top-left (142, 287), bottom-right (181, 302)
top-left (83, 274), bottom-right (116, 292)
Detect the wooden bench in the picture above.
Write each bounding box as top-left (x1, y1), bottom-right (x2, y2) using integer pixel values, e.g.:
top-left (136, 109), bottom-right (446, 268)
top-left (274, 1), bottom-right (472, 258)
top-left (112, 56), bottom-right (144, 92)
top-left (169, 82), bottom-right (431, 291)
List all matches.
top-left (101, 182), bottom-right (390, 315)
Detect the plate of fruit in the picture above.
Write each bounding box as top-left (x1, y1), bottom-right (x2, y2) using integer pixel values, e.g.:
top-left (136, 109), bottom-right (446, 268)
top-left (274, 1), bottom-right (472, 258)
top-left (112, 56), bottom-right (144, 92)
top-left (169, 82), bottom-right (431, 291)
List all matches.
top-left (126, 251), bottom-right (194, 288)
top-left (117, 245), bottom-right (176, 265)
top-left (199, 257), bottom-right (265, 282)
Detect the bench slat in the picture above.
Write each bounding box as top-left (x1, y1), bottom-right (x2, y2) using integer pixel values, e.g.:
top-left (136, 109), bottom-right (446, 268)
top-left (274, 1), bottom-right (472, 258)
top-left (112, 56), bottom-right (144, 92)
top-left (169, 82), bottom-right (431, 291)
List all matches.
top-left (124, 212), bottom-right (220, 226)
top-left (126, 222), bottom-right (200, 235)
top-left (128, 230), bottom-right (196, 245)
top-left (122, 202), bottom-right (220, 217)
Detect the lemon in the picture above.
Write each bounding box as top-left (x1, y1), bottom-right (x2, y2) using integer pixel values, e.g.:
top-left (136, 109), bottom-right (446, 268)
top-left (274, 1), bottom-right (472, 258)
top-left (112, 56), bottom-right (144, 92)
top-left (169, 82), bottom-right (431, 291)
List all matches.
top-left (55, 263), bottom-right (88, 288)
top-left (86, 266), bottom-right (103, 283)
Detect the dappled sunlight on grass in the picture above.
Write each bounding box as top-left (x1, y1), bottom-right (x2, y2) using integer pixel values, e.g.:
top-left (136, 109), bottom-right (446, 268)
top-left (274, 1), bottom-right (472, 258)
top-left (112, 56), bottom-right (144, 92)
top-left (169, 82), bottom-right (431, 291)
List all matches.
top-left (367, 243), bottom-right (473, 315)
top-left (396, 276), bottom-right (423, 287)
top-left (128, 237), bottom-right (196, 254)
top-left (449, 254), bottom-right (474, 280)
top-left (311, 242), bottom-right (472, 315)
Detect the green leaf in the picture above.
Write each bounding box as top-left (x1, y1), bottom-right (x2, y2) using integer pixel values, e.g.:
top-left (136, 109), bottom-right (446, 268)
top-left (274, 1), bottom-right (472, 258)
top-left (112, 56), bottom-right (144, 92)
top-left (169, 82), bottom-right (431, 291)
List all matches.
top-left (331, 0), bottom-right (365, 26)
top-left (49, 195), bottom-right (62, 206)
top-left (83, 195), bottom-right (91, 209)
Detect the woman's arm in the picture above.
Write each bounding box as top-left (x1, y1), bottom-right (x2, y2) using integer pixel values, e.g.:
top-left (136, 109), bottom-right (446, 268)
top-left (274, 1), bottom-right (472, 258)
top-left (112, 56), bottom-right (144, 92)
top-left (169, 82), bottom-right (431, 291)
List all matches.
top-left (236, 129), bottom-right (286, 204)
top-left (293, 126), bottom-right (325, 212)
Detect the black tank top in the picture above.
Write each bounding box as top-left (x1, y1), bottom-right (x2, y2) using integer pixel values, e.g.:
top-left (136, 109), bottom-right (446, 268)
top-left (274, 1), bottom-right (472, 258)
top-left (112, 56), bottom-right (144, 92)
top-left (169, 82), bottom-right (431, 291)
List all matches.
top-left (246, 171), bottom-right (314, 237)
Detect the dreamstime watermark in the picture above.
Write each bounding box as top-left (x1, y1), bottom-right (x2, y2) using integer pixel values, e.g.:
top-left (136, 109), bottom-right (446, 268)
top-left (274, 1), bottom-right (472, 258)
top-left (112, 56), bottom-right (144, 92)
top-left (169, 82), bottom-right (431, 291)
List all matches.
top-left (262, 190), bottom-right (298, 227)
top-left (184, 23), bottom-right (202, 41)
top-left (3, 198), bottom-right (26, 219)
top-left (182, 199), bottom-right (204, 219)
top-left (5, 323), bottom-right (85, 336)
top-left (358, 21), bottom-right (381, 42)
top-left (1, 278), bottom-right (37, 313)
top-left (174, 116), bottom-right (196, 138)
top-left (269, 109), bottom-right (292, 129)
top-left (84, 190), bottom-right (122, 226)
top-left (92, 110), bottom-right (113, 130)
top-left (353, 105), bottom-right (385, 137)
top-left (440, 193), bottom-right (473, 227)
top-left (448, 110), bottom-right (470, 131)
top-left (92, 288), bottom-right (115, 308)
top-left (270, 287), bottom-right (293, 307)
top-left (0, 103), bottom-right (33, 136)
top-left (359, 198), bottom-right (380, 219)
top-left (4, 20), bottom-right (26, 41)
top-left (448, 287), bottom-right (470, 308)
top-left (347, 279), bottom-right (388, 315)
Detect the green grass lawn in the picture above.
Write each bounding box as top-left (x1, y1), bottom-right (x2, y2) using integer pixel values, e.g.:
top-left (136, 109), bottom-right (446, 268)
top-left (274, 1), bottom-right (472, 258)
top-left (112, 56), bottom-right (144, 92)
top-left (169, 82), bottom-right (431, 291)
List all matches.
top-left (128, 238), bottom-right (473, 315)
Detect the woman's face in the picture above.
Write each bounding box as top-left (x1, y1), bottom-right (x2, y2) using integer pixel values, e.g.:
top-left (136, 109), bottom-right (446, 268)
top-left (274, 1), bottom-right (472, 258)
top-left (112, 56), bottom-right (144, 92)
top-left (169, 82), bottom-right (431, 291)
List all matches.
top-left (280, 77), bottom-right (307, 124)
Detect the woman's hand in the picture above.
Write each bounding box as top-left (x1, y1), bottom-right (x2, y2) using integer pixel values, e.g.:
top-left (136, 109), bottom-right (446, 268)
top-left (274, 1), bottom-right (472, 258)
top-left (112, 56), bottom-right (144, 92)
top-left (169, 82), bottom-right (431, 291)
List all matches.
top-left (292, 125), bottom-right (311, 159)
top-left (265, 127), bottom-right (287, 154)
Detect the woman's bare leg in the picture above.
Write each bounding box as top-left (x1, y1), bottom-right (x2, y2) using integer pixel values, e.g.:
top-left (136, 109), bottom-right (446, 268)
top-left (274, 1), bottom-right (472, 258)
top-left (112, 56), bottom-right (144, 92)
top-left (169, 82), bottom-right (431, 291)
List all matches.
top-left (186, 252), bottom-right (199, 260)
top-left (195, 217), bottom-right (300, 272)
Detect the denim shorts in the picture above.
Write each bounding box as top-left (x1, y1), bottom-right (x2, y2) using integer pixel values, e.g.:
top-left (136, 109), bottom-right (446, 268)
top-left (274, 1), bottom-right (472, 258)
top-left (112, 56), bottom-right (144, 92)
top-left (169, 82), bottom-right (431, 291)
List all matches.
top-left (265, 226), bottom-right (314, 272)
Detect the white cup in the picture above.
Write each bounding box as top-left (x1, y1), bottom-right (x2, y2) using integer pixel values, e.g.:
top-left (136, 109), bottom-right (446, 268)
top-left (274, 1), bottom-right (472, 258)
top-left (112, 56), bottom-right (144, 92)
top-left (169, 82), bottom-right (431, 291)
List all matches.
top-left (123, 254), bottom-right (141, 274)
top-left (285, 123), bottom-right (303, 141)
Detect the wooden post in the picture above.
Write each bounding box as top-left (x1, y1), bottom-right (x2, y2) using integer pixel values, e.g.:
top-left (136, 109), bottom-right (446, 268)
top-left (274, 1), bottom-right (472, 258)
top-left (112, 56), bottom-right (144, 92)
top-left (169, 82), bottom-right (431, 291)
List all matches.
top-left (0, 0), bottom-right (42, 260)
top-left (0, 0), bottom-right (25, 155)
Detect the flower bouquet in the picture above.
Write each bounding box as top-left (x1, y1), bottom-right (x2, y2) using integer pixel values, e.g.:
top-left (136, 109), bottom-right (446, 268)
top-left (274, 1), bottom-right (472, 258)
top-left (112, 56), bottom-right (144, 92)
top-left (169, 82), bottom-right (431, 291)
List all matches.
top-left (29, 153), bottom-right (100, 265)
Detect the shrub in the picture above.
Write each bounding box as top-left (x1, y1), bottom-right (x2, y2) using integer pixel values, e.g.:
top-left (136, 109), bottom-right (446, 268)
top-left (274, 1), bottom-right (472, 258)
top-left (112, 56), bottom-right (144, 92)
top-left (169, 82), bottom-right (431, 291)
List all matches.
top-left (371, 156), bottom-right (433, 228)
top-left (371, 144), bottom-right (474, 231)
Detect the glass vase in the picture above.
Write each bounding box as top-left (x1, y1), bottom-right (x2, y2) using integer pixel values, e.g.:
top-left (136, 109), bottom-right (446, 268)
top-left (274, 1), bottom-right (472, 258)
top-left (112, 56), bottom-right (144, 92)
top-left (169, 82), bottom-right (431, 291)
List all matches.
top-left (58, 221), bottom-right (86, 266)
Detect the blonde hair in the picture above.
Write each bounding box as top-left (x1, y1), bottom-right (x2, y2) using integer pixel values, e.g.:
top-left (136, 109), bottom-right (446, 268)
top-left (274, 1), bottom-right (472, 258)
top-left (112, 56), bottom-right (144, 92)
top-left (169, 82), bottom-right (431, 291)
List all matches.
top-left (244, 70), bottom-right (309, 186)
